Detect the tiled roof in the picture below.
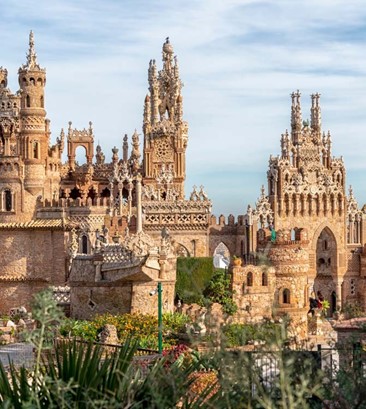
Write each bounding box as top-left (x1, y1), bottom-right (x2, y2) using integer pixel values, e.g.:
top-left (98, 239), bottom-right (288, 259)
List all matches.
top-left (0, 219), bottom-right (76, 230)
top-left (0, 275), bottom-right (49, 282)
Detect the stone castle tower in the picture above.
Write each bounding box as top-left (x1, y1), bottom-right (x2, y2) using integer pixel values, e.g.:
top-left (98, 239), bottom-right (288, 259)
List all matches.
top-left (142, 37), bottom-right (188, 200)
top-left (0, 31), bottom-right (62, 222)
top-left (266, 91), bottom-right (350, 310)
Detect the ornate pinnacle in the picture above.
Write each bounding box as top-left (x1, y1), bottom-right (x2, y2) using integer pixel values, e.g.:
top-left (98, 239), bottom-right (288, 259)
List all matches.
top-left (290, 90), bottom-right (302, 133)
top-left (162, 36), bottom-right (174, 68)
top-left (349, 185), bottom-right (354, 198)
top-left (260, 185), bottom-right (266, 198)
top-left (26, 30), bottom-right (38, 68)
top-left (310, 92), bottom-right (321, 131)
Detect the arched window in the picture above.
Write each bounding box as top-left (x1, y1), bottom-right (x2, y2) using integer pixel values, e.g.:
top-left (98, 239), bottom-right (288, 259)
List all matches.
top-left (101, 187), bottom-right (110, 198)
top-left (4, 190), bottom-right (12, 211)
top-left (262, 272), bottom-right (268, 286)
top-left (247, 271), bottom-right (253, 287)
top-left (81, 235), bottom-right (88, 254)
top-left (87, 187), bottom-right (97, 201)
top-left (33, 141), bottom-right (39, 159)
top-left (40, 95), bottom-right (44, 108)
top-left (26, 95), bottom-right (31, 108)
top-left (70, 187), bottom-right (81, 200)
top-left (283, 288), bottom-right (290, 304)
top-left (213, 242), bottom-right (230, 269)
top-left (290, 228), bottom-right (296, 241)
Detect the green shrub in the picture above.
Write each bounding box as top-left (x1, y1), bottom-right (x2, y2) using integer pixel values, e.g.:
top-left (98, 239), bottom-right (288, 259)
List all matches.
top-left (342, 301), bottom-right (365, 319)
top-left (222, 321), bottom-right (282, 347)
top-left (176, 257), bottom-right (215, 304)
top-left (203, 270), bottom-right (237, 315)
top-left (60, 312), bottom-right (191, 350)
top-left (163, 312), bottom-right (191, 334)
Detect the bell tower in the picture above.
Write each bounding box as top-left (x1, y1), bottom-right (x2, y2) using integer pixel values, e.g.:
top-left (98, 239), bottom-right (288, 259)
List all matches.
top-left (18, 31), bottom-right (48, 195)
top-left (142, 38), bottom-right (188, 200)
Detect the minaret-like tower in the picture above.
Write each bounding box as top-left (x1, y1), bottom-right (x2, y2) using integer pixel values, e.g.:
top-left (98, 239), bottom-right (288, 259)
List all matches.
top-left (266, 92), bottom-right (347, 310)
top-left (142, 38), bottom-right (188, 200)
top-left (18, 31), bottom-right (48, 195)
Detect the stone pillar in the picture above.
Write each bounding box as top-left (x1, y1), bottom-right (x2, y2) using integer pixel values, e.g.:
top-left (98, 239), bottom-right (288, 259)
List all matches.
top-left (136, 175), bottom-right (142, 233)
top-left (109, 182), bottom-right (114, 216)
top-left (118, 183), bottom-right (123, 215)
top-left (128, 182), bottom-right (133, 218)
top-left (336, 279), bottom-right (343, 309)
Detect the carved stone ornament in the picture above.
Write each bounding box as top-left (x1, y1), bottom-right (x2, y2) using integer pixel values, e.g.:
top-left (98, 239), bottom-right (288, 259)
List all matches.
top-left (123, 230), bottom-right (157, 257)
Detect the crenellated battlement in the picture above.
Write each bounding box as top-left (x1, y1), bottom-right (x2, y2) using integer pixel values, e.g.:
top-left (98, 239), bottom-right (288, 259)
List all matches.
top-left (209, 213), bottom-right (246, 227)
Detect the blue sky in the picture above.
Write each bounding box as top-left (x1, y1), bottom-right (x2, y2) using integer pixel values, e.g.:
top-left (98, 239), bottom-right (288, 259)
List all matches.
top-left (2, 0), bottom-right (366, 216)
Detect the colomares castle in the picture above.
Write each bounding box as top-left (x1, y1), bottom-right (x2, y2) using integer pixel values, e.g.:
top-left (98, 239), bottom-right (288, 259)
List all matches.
top-left (0, 32), bottom-right (365, 340)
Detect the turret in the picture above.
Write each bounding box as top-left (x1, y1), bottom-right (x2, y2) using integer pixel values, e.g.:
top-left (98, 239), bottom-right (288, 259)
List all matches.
top-left (18, 31), bottom-right (47, 163)
top-left (142, 38), bottom-right (188, 199)
top-left (0, 67), bottom-right (8, 90)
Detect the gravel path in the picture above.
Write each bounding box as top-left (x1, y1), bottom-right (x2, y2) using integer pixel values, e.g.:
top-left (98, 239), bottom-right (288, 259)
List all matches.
top-left (0, 343), bottom-right (34, 368)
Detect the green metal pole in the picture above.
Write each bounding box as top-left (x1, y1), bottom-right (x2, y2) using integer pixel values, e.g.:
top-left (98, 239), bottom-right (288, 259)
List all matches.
top-left (158, 282), bottom-right (163, 354)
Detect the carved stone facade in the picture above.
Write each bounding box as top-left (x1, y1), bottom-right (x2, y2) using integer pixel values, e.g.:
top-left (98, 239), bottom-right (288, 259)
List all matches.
top-left (0, 33), bottom-right (366, 332)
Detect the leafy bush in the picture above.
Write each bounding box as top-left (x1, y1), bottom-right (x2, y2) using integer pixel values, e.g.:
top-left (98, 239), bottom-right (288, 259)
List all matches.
top-left (342, 301), bottom-right (365, 319)
top-left (222, 320), bottom-right (281, 347)
top-left (176, 257), bottom-right (215, 304)
top-left (59, 312), bottom-right (191, 350)
top-left (203, 270), bottom-right (237, 315)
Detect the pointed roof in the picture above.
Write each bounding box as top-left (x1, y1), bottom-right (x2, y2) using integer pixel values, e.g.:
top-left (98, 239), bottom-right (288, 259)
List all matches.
top-left (19, 31), bottom-right (45, 72)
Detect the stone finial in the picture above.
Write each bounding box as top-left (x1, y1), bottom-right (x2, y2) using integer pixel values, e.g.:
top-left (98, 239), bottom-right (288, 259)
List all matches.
top-left (129, 130), bottom-right (141, 171)
top-left (95, 144), bottom-right (105, 165)
top-left (310, 93), bottom-right (321, 131)
top-left (0, 67), bottom-right (8, 89)
top-left (27, 31), bottom-right (37, 68)
top-left (22, 30), bottom-right (43, 71)
top-left (162, 36), bottom-right (174, 58)
top-left (143, 94), bottom-right (151, 127)
top-left (291, 90), bottom-right (302, 134)
top-left (349, 185), bottom-right (354, 199)
top-left (123, 134), bottom-right (128, 162)
top-left (112, 146), bottom-right (119, 163)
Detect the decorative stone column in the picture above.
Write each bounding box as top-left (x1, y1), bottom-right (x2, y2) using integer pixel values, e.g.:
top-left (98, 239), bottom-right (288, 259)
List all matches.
top-left (118, 183), bottom-right (123, 215)
top-left (136, 175), bottom-right (142, 233)
top-left (335, 279), bottom-right (343, 309)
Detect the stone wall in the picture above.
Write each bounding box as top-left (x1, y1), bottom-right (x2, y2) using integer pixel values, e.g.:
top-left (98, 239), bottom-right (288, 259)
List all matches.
top-left (70, 285), bottom-right (133, 319)
top-left (231, 264), bottom-right (275, 323)
top-left (0, 282), bottom-right (47, 314)
top-left (0, 229), bottom-right (67, 313)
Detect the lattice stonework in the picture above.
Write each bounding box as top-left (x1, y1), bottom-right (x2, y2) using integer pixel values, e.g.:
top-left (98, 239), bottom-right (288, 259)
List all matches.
top-left (347, 251), bottom-right (360, 273)
top-left (69, 215), bottom-right (105, 231)
top-left (52, 286), bottom-right (70, 304)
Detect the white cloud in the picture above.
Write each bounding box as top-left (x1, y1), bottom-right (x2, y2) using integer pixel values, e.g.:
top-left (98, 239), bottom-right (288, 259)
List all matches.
top-left (1, 0), bottom-right (366, 214)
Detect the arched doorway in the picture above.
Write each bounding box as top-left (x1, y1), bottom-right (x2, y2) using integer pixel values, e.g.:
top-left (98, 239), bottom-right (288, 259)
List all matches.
top-left (331, 291), bottom-right (337, 314)
top-left (213, 242), bottom-right (230, 269)
top-left (314, 227), bottom-right (337, 316)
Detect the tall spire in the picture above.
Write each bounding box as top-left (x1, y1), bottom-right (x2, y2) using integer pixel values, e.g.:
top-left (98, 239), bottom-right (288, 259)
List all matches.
top-left (27, 30), bottom-right (37, 67)
top-left (20, 30), bottom-right (43, 71)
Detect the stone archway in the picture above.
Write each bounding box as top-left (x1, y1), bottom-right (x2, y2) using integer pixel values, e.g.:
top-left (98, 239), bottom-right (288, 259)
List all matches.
top-left (314, 227), bottom-right (337, 315)
top-left (213, 242), bottom-right (230, 269)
